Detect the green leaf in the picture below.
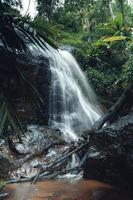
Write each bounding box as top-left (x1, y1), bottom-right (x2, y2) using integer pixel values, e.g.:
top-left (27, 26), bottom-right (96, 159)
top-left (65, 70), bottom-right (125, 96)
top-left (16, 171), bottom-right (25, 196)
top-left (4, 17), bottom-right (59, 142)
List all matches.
top-left (0, 95), bottom-right (25, 139)
top-left (114, 12), bottom-right (123, 29)
top-left (103, 36), bottom-right (127, 42)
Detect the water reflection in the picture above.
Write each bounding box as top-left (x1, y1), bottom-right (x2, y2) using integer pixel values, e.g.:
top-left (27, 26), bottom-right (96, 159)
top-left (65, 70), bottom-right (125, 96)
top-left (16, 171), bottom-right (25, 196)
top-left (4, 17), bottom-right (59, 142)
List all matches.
top-left (5, 179), bottom-right (132, 200)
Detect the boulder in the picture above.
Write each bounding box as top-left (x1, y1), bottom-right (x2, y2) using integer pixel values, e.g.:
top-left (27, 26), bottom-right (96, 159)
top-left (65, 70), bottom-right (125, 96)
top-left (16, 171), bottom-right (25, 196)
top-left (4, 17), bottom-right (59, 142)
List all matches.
top-left (83, 111), bottom-right (133, 191)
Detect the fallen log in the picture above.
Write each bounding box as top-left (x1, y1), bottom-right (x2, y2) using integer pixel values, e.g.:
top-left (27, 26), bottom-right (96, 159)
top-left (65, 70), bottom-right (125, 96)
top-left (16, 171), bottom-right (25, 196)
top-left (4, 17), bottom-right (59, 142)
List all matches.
top-left (32, 141), bottom-right (89, 184)
top-left (94, 82), bottom-right (133, 130)
top-left (7, 178), bottom-right (33, 184)
top-left (0, 193), bottom-right (9, 199)
top-left (60, 167), bottom-right (81, 175)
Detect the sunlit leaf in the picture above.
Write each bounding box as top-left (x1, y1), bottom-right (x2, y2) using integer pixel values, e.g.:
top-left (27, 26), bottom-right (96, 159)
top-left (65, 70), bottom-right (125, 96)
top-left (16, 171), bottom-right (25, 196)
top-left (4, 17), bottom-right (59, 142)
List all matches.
top-left (103, 36), bottom-right (127, 42)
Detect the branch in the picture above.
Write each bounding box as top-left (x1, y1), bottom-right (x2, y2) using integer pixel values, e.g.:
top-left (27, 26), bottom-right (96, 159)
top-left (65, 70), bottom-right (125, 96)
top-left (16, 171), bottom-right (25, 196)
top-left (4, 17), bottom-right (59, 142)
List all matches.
top-left (32, 141), bottom-right (89, 184)
top-left (0, 193), bottom-right (9, 199)
top-left (94, 82), bottom-right (133, 130)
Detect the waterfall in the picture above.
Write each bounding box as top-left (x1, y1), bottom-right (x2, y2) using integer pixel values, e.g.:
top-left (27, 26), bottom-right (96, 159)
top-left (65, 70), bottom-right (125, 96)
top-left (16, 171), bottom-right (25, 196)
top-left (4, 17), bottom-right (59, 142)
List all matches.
top-left (12, 22), bottom-right (102, 141)
top-left (48, 49), bottom-right (102, 141)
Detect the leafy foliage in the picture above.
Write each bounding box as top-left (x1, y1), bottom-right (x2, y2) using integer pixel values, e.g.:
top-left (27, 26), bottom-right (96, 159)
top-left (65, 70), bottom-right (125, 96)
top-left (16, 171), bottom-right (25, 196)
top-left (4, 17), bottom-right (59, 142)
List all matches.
top-left (36, 0), bottom-right (61, 21)
top-left (73, 27), bottom-right (130, 105)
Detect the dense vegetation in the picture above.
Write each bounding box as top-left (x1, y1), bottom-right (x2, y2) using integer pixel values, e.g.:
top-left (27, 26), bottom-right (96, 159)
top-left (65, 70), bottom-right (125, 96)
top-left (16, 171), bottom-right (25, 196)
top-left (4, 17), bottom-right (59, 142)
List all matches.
top-left (32, 0), bottom-right (133, 107)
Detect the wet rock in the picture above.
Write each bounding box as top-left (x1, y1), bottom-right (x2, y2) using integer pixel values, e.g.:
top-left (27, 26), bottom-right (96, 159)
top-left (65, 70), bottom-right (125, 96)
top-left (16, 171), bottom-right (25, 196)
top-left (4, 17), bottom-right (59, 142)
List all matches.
top-left (0, 126), bottom-right (65, 179)
top-left (14, 55), bottom-right (51, 125)
top-left (83, 111), bottom-right (133, 191)
top-left (10, 125), bottom-right (63, 155)
top-left (0, 13), bottom-right (52, 126)
top-left (91, 188), bottom-right (131, 200)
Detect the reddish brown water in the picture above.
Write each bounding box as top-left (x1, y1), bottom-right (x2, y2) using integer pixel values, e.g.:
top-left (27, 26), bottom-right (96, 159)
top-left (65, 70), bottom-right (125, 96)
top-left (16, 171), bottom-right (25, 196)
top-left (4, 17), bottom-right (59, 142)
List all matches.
top-left (4, 180), bottom-right (112, 200)
top-left (5, 180), bottom-right (131, 200)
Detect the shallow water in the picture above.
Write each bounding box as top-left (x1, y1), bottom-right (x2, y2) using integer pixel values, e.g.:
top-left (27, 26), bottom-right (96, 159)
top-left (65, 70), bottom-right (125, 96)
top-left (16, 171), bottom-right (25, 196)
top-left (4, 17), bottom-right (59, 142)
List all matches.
top-left (5, 180), bottom-right (111, 200)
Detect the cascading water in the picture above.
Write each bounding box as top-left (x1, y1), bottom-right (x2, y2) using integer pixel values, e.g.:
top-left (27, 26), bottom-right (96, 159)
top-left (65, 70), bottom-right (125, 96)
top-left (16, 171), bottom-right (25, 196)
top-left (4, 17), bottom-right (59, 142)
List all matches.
top-left (48, 49), bottom-right (102, 141)
top-left (13, 23), bottom-right (102, 141)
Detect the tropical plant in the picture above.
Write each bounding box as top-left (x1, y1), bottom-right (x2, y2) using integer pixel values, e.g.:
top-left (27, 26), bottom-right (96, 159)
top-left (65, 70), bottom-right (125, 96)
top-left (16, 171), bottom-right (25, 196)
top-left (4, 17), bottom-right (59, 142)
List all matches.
top-left (36, 0), bottom-right (61, 21)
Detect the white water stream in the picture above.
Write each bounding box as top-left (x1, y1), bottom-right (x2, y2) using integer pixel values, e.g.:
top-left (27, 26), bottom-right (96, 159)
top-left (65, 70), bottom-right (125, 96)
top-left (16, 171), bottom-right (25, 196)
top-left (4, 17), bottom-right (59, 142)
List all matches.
top-left (48, 49), bottom-right (102, 141)
top-left (15, 26), bottom-right (102, 141)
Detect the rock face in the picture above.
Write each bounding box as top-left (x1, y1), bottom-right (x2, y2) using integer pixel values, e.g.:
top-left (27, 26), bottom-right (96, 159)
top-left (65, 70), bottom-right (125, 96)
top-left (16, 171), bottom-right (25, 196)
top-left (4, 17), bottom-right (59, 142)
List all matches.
top-left (83, 111), bottom-right (133, 191)
top-left (0, 126), bottom-right (64, 178)
top-left (0, 13), bottom-right (52, 126)
top-left (14, 55), bottom-right (51, 125)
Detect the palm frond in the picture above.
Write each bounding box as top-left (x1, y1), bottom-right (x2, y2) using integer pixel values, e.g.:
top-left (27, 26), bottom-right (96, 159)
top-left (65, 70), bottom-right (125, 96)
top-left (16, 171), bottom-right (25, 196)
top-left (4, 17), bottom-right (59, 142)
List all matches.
top-left (7, 110), bottom-right (24, 138)
top-left (2, 26), bottom-right (27, 51)
top-left (1, 0), bottom-right (22, 7)
top-left (37, 33), bottom-right (58, 50)
top-left (0, 94), bottom-right (25, 138)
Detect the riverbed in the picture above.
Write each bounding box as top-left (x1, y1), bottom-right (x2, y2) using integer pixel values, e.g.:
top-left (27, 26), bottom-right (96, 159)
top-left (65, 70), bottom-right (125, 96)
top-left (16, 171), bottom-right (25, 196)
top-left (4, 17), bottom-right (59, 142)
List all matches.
top-left (4, 180), bottom-right (111, 200)
top-left (4, 179), bottom-right (131, 200)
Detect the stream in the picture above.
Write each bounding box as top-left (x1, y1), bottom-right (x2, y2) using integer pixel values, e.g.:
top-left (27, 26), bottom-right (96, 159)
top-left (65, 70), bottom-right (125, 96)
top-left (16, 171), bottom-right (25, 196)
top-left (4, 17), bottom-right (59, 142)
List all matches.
top-left (3, 180), bottom-right (111, 200)
top-left (4, 180), bottom-right (131, 200)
